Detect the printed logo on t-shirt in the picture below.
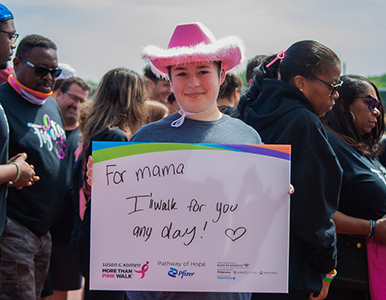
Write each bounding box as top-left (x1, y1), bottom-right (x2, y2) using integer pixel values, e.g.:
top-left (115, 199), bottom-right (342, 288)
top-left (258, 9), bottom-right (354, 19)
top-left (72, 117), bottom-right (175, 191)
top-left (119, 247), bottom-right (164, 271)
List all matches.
top-left (371, 165), bottom-right (386, 186)
top-left (27, 113), bottom-right (66, 159)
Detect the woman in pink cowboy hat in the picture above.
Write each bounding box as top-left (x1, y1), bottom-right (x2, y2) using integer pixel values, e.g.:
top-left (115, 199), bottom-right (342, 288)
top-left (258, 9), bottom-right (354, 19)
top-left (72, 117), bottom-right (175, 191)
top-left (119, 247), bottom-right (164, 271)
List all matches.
top-left (86, 22), bottom-right (296, 299)
top-left (128, 22), bottom-right (262, 139)
top-left (85, 22), bottom-right (295, 300)
top-left (125, 22), bottom-right (262, 300)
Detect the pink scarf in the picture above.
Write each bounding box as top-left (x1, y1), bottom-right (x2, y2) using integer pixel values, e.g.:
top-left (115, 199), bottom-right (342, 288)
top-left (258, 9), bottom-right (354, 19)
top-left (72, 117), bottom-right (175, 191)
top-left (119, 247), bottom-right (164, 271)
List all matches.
top-left (8, 73), bottom-right (53, 105)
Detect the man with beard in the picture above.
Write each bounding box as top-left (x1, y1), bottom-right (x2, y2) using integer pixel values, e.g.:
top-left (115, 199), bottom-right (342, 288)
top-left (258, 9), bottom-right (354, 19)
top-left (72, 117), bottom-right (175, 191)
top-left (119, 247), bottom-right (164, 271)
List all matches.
top-left (0, 34), bottom-right (66, 299)
top-left (144, 65), bottom-right (172, 105)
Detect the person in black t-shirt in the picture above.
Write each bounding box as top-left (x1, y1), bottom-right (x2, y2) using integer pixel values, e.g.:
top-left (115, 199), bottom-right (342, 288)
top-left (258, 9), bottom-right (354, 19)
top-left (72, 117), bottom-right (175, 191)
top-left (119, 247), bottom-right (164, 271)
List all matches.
top-left (0, 2), bottom-right (37, 235)
top-left (0, 34), bottom-right (66, 299)
top-left (322, 75), bottom-right (386, 300)
top-left (41, 77), bottom-right (91, 299)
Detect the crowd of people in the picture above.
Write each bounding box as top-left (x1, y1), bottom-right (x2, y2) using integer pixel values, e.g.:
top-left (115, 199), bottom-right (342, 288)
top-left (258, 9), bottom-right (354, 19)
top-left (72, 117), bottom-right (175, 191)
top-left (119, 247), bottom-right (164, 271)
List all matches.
top-left (1, 2), bottom-right (385, 300)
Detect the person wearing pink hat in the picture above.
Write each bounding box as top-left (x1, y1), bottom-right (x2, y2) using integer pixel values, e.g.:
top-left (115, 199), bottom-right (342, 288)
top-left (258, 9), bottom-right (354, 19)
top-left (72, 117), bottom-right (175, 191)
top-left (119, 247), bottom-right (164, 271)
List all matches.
top-left (132, 22), bottom-right (260, 135)
top-left (124, 22), bottom-right (262, 300)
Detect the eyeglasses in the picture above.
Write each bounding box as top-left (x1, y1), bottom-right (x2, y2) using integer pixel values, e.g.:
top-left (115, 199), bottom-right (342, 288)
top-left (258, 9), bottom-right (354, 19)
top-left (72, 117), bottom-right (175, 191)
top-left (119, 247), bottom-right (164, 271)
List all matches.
top-left (309, 76), bottom-right (344, 97)
top-left (357, 95), bottom-right (381, 112)
top-left (0, 30), bottom-right (19, 44)
top-left (65, 92), bottom-right (87, 103)
top-left (18, 57), bottom-right (62, 78)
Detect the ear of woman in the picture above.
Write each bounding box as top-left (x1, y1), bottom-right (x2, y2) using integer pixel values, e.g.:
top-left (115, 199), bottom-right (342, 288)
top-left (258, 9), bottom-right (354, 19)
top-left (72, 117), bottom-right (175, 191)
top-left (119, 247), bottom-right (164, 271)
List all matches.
top-left (293, 75), bottom-right (306, 92)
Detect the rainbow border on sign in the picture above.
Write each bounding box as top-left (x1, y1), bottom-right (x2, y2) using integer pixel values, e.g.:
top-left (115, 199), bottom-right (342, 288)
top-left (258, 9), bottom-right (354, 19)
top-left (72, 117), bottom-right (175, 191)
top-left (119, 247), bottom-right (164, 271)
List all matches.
top-left (92, 142), bottom-right (291, 164)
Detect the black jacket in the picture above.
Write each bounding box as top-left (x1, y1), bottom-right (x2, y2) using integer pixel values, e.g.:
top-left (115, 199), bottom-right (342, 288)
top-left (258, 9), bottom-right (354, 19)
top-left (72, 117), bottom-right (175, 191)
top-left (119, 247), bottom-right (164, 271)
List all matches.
top-left (238, 78), bottom-right (342, 295)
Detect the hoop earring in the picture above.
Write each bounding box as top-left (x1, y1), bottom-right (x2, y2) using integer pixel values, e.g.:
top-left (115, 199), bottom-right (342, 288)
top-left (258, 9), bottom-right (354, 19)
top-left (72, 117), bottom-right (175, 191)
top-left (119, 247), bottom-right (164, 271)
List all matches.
top-left (350, 111), bottom-right (356, 123)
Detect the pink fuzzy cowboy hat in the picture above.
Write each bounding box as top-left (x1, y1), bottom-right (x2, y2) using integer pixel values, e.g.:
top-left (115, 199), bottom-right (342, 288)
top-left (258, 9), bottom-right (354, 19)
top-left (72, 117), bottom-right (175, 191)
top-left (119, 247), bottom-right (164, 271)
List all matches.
top-left (142, 22), bottom-right (245, 78)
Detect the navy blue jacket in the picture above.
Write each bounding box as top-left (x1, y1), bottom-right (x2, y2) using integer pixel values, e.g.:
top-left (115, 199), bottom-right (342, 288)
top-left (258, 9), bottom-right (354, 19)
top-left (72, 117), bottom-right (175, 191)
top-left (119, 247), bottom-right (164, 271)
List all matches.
top-left (238, 78), bottom-right (342, 295)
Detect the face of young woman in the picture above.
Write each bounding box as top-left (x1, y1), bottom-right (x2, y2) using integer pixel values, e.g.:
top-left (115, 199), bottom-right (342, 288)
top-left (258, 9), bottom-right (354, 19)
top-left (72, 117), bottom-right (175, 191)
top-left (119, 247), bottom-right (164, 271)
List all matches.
top-left (302, 61), bottom-right (342, 118)
top-left (349, 84), bottom-right (381, 136)
top-left (169, 61), bottom-right (225, 120)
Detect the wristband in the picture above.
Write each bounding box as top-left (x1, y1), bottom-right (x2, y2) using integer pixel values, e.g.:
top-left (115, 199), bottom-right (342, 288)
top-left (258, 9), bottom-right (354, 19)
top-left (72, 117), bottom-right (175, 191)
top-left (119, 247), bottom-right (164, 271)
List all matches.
top-left (320, 269), bottom-right (337, 282)
top-left (369, 220), bottom-right (376, 238)
top-left (10, 162), bottom-right (20, 183)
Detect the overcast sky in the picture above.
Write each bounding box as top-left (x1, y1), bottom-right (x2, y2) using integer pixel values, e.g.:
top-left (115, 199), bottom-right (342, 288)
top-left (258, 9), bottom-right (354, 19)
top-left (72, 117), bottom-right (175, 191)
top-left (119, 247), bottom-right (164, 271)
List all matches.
top-left (4, 0), bottom-right (386, 83)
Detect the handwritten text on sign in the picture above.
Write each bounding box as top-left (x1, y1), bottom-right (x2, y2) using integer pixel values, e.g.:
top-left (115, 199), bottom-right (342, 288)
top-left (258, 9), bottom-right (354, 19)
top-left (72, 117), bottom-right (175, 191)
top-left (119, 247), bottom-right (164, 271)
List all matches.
top-left (90, 143), bottom-right (291, 293)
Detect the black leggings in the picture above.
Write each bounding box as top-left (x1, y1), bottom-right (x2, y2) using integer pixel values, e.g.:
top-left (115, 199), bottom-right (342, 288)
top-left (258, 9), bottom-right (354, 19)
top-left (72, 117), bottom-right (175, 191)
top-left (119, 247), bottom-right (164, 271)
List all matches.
top-left (75, 204), bottom-right (125, 300)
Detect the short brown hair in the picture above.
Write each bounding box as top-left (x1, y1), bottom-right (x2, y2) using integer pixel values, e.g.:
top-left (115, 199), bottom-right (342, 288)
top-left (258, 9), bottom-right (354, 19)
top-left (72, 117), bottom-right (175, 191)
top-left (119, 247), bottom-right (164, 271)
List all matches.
top-left (60, 77), bottom-right (92, 94)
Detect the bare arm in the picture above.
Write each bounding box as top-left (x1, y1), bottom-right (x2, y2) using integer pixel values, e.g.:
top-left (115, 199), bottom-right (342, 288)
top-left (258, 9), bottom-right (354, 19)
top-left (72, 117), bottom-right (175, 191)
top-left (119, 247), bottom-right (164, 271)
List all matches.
top-left (308, 276), bottom-right (333, 300)
top-left (0, 163), bottom-right (19, 184)
top-left (333, 210), bottom-right (386, 244)
top-left (332, 210), bottom-right (370, 235)
top-left (1, 153), bottom-right (39, 189)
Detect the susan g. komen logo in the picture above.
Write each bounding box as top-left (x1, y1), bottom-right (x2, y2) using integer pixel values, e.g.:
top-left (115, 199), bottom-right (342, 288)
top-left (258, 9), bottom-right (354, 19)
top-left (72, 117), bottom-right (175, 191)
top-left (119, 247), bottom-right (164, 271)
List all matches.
top-left (134, 261), bottom-right (149, 279)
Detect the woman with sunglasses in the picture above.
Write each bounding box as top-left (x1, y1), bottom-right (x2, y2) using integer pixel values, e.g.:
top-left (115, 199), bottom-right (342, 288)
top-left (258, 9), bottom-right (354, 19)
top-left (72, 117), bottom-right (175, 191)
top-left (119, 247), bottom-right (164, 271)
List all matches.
top-left (321, 75), bottom-right (386, 300)
top-left (237, 40), bottom-right (343, 300)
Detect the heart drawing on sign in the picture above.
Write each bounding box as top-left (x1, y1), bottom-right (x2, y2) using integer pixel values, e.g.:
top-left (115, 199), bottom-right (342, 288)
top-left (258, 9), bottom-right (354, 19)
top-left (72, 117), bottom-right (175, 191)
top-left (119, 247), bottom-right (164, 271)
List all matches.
top-left (225, 227), bottom-right (247, 242)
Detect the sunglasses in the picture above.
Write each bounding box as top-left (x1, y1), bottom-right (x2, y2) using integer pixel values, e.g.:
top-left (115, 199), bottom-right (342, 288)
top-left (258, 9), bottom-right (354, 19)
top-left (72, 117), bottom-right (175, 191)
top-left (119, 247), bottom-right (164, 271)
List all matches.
top-left (309, 76), bottom-right (344, 97)
top-left (18, 57), bottom-right (62, 78)
top-left (357, 95), bottom-right (381, 112)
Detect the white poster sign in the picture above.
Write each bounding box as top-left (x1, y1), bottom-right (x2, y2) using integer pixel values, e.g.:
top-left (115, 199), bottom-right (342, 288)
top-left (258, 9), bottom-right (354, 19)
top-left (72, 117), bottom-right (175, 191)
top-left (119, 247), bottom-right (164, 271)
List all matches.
top-left (90, 142), bottom-right (291, 293)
